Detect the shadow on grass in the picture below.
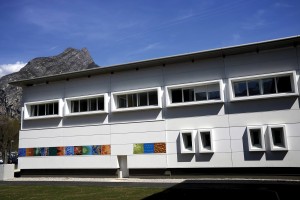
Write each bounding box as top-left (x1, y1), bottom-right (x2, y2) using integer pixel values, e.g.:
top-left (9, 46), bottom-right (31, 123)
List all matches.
top-left (143, 180), bottom-right (300, 200)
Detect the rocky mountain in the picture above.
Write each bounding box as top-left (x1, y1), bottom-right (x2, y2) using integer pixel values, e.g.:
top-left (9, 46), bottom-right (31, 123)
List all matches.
top-left (0, 48), bottom-right (98, 119)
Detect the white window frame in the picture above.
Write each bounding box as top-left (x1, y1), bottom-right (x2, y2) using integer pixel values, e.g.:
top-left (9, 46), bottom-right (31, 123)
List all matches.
top-left (247, 126), bottom-right (265, 151)
top-left (180, 130), bottom-right (196, 154)
top-left (165, 80), bottom-right (224, 107)
top-left (24, 99), bottom-right (63, 120)
top-left (229, 71), bottom-right (298, 102)
top-left (198, 129), bottom-right (214, 153)
top-left (268, 124), bottom-right (288, 151)
top-left (64, 93), bottom-right (108, 116)
top-left (111, 87), bottom-right (162, 112)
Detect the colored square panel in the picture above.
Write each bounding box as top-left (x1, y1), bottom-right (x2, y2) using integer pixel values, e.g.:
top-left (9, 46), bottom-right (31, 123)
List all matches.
top-left (65, 146), bottom-right (74, 156)
top-left (82, 146), bottom-right (92, 155)
top-left (143, 143), bottom-right (154, 153)
top-left (34, 148), bottom-right (41, 156)
top-left (26, 148), bottom-right (34, 156)
top-left (101, 145), bottom-right (111, 155)
top-left (154, 143), bottom-right (166, 153)
top-left (57, 147), bottom-right (65, 156)
top-left (133, 144), bottom-right (144, 154)
top-left (49, 147), bottom-right (57, 156)
top-left (74, 146), bottom-right (83, 155)
top-left (41, 147), bottom-right (49, 156)
top-left (18, 148), bottom-right (26, 157)
top-left (92, 145), bottom-right (101, 155)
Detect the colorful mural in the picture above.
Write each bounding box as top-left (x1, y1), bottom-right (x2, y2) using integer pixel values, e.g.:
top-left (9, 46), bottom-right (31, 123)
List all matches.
top-left (133, 143), bottom-right (166, 154)
top-left (18, 145), bottom-right (110, 157)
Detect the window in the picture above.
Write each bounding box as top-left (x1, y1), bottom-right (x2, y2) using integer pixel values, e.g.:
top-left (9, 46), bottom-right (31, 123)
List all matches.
top-left (180, 130), bottom-right (196, 154)
top-left (111, 87), bottom-right (161, 112)
top-left (24, 99), bottom-right (62, 120)
top-left (166, 80), bottom-right (223, 107)
top-left (247, 126), bottom-right (265, 151)
top-left (268, 125), bottom-right (288, 151)
top-left (65, 94), bottom-right (108, 116)
top-left (198, 130), bottom-right (214, 153)
top-left (230, 71), bottom-right (297, 101)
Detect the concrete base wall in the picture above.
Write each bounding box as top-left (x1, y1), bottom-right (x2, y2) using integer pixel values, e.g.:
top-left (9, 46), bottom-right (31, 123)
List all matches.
top-left (0, 164), bottom-right (14, 180)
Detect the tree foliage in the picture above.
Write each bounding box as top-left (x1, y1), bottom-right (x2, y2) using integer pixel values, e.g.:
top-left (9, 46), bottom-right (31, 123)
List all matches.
top-left (0, 115), bottom-right (20, 163)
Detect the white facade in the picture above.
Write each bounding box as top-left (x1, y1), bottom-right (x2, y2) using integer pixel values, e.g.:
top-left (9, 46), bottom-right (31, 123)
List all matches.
top-left (13, 36), bottom-right (300, 171)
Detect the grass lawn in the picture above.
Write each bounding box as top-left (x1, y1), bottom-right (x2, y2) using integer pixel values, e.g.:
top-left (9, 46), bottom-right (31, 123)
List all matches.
top-left (0, 185), bottom-right (164, 200)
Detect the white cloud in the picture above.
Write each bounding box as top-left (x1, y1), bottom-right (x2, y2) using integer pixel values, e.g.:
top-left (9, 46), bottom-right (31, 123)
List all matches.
top-left (0, 61), bottom-right (27, 77)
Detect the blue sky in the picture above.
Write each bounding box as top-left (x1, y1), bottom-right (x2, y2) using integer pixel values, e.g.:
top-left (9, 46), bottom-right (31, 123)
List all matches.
top-left (0, 0), bottom-right (300, 77)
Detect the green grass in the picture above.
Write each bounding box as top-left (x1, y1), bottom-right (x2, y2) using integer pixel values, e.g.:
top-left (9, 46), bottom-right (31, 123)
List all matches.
top-left (0, 185), bottom-right (164, 200)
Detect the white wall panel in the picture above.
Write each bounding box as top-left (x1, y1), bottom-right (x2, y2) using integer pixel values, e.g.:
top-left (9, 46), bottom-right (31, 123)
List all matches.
top-left (111, 144), bottom-right (133, 155)
top-left (18, 156), bottom-right (118, 169)
top-left (110, 121), bottom-right (165, 134)
top-left (111, 131), bottom-right (166, 144)
top-left (128, 154), bottom-right (167, 168)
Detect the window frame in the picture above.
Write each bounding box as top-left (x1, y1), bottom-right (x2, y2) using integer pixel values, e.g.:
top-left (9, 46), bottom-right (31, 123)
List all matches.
top-left (111, 87), bottom-right (162, 112)
top-left (198, 129), bottom-right (214, 153)
top-left (247, 126), bottom-right (265, 152)
top-left (268, 124), bottom-right (288, 151)
top-left (165, 80), bottom-right (224, 107)
top-left (64, 93), bottom-right (108, 116)
top-left (229, 71), bottom-right (298, 102)
top-left (179, 130), bottom-right (196, 154)
top-left (24, 99), bottom-right (63, 120)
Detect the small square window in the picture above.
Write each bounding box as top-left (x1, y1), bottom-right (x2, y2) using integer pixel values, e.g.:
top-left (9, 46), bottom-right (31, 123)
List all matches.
top-left (248, 80), bottom-right (260, 96)
top-left (268, 125), bottom-right (288, 151)
top-left (180, 130), bottom-right (196, 154)
top-left (198, 130), bottom-right (214, 153)
top-left (247, 127), bottom-right (265, 151)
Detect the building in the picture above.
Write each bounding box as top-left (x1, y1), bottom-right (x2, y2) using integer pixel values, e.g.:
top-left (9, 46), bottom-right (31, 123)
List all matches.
top-left (11, 36), bottom-right (300, 177)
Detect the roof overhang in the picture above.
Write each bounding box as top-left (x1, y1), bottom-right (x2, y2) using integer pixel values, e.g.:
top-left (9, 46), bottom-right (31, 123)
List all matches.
top-left (10, 35), bottom-right (300, 87)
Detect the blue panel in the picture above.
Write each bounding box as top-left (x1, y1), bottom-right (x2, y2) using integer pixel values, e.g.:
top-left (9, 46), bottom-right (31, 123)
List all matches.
top-left (18, 148), bottom-right (26, 157)
top-left (143, 143), bottom-right (154, 153)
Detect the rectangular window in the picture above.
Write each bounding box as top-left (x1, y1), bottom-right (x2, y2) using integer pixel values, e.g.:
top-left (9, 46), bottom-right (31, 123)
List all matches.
top-left (97, 97), bottom-right (104, 111)
top-left (183, 88), bottom-right (194, 102)
top-left (247, 127), bottom-right (265, 151)
top-left (180, 130), bottom-right (196, 154)
top-left (89, 98), bottom-right (97, 111)
top-left (71, 100), bottom-right (79, 113)
top-left (38, 104), bottom-right (45, 116)
top-left (29, 102), bottom-right (59, 117)
top-left (70, 97), bottom-right (105, 113)
top-left (116, 90), bottom-right (159, 109)
top-left (80, 99), bottom-right (88, 112)
top-left (46, 103), bottom-right (54, 115)
top-left (198, 130), bottom-right (214, 153)
top-left (231, 72), bottom-right (296, 100)
top-left (268, 125), bottom-right (288, 151)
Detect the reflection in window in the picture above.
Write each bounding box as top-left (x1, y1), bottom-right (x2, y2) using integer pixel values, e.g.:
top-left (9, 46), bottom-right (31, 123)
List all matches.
top-left (234, 81), bottom-right (247, 97)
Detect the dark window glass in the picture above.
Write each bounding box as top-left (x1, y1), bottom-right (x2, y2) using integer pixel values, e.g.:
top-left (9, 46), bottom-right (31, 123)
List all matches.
top-left (38, 104), bottom-right (45, 116)
top-left (71, 101), bottom-right (79, 113)
top-left (262, 78), bottom-right (276, 94)
top-left (31, 105), bottom-right (38, 116)
top-left (208, 91), bottom-right (220, 100)
top-left (250, 129), bottom-right (261, 146)
top-left (195, 92), bottom-right (207, 101)
top-left (54, 102), bottom-right (58, 114)
top-left (118, 95), bottom-right (127, 108)
top-left (90, 98), bottom-right (97, 111)
top-left (183, 89), bottom-right (194, 102)
top-left (202, 132), bottom-right (211, 147)
top-left (46, 103), bottom-right (54, 115)
top-left (277, 76), bottom-right (292, 93)
top-left (183, 133), bottom-right (192, 148)
top-left (127, 94), bottom-right (137, 107)
top-left (171, 89), bottom-right (182, 103)
top-left (97, 97), bottom-right (104, 110)
top-left (234, 81), bottom-right (247, 97)
top-left (248, 80), bottom-right (260, 96)
top-left (138, 92), bottom-right (148, 106)
top-left (272, 128), bottom-right (283, 145)
top-left (148, 91), bottom-right (158, 105)
top-left (80, 99), bottom-right (88, 112)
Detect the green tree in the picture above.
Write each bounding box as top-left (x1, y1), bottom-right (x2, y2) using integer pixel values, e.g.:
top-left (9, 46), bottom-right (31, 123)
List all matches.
top-left (0, 116), bottom-right (20, 164)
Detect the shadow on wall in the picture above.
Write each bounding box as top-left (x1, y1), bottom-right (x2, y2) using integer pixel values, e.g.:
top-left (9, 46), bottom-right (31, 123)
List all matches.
top-left (22, 118), bottom-right (62, 129)
top-left (62, 114), bottom-right (107, 126)
top-left (142, 180), bottom-right (299, 200)
top-left (226, 96), bottom-right (298, 114)
top-left (110, 109), bottom-right (161, 123)
top-left (242, 128), bottom-right (287, 161)
top-left (176, 134), bottom-right (213, 163)
top-left (166, 104), bottom-right (224, 119)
